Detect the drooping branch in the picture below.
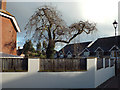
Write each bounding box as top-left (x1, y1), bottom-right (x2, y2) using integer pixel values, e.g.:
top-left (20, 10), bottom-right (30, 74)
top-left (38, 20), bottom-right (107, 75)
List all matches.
top-left (55, 40), bottom-right (69, 43)
top-left (24, 5), bottom-right (97, 58)
top-left (68, 31), bottom-right (82, 43)
top-left (55, 29), bottom-right (84, 43)
top-left (55, 21), bottom-right (96, 44)
top-left (24, 5), bottom-right (97, 47)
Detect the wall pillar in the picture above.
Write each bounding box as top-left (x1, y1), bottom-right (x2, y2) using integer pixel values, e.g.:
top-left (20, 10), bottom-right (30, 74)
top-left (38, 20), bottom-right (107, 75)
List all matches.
top-left (103, 58), bottom-right (105, 68)
top-left (28, 58), bottom-right (40, 73)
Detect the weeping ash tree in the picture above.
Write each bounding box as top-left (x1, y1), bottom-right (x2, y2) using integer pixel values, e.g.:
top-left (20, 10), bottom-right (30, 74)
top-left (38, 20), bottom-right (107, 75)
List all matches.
top-left (25, 5), bottom-right (97, 59)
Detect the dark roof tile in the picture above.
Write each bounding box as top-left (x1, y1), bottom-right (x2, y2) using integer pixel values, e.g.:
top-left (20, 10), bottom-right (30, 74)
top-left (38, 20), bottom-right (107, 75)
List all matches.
top-left (88, 35), bottom-right (120, 52)
top-left (59, 41), bottom-right (92, 55)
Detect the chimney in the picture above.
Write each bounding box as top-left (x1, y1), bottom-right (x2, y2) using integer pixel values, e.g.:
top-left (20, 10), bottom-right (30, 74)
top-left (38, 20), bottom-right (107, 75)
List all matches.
top-left (1, 0), bottom-right (6, 10)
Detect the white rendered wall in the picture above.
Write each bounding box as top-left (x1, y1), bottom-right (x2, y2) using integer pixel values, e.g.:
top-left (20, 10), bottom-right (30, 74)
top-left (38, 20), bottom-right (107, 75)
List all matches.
top-left (2, 58), bottom-right (115, 88)
top-left (95, 58), bottom-right (115, 87)
top-left (2, 58), bottom-right (96, 88)
top-left (28, 58), bottom-right (39, 73)
top-left (0, 59), bottom-right (2, 90)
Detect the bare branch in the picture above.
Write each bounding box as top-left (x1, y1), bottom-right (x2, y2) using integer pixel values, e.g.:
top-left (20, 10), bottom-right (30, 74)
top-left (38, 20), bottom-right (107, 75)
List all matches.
top-left (24, 5), bottom-right (97, 50)
top-left (55, 40), bottom-right (69, 43)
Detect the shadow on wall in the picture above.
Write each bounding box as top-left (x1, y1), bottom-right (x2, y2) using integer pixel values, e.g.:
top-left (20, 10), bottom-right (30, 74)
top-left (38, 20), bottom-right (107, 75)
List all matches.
top-left (4, 40), bottom-right (16, 54)
top-left (2, 66), bottom-right (95, 88)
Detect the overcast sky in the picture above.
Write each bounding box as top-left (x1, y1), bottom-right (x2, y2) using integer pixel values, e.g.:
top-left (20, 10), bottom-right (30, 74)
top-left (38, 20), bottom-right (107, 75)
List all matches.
top-left (6, 0), bottom-right (119, 50)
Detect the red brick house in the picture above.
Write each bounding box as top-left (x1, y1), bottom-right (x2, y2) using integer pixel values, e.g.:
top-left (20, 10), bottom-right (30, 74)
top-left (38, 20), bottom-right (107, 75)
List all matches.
top-left (0, 0), bottom-right (21, 56)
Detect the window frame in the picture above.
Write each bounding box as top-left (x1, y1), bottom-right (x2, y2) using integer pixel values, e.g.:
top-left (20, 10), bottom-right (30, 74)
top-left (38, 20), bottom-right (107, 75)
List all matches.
top-left (96, 51), bottom-right (104, 58)
top-left (110, 50), bottom-right (119, 58)
top-left (67, 51), bottom-right (72, 58)
top-left (83, 51), bottom-right (90, 57)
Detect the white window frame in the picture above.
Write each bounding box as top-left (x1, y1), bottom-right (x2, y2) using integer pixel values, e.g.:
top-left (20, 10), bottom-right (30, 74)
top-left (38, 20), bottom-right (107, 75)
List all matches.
top-left (83, 51), bottom-right (90, 57)
top-left (110, 50), bottom-right (119, 58)
top-left (95, 47), bottom-right (104, 52)
top-left (59, 51), bottom-right (64, 58)
top-left (78, 48), bottom-right (90, 56)
top-left (95, 47), bottom-right (104, 58)
top-left (66, 51), bottom-right (72, 58)
top-left (109, 45), bottom-right (119, 52)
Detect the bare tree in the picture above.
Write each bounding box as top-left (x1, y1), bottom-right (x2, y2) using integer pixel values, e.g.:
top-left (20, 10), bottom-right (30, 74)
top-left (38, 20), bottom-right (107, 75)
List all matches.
top-left (25, 5), bottom-right (97, 58)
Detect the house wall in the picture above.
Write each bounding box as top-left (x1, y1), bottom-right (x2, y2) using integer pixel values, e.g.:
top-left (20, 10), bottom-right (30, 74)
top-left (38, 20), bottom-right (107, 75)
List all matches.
top-left (2, 58), bottom-right (115, 88)
top-left (95, 58), bottom-right (115, 87)
top-left (0, 16), bottom-right (2, 53)
top-left (0, 60), bottom-right (2, 90)
top-left (0, 16), bottom-right (17, 55)
top-left (0, 16), bottom-right (2, 90)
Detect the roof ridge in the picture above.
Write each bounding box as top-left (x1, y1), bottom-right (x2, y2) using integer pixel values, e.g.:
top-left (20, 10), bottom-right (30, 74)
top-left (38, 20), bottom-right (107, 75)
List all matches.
top-left (97, 35), bottom-right (120, 40)
top-left (0, 10), bottom-right (21, 32)
top-left (69, 41), bottom-right (92, 45)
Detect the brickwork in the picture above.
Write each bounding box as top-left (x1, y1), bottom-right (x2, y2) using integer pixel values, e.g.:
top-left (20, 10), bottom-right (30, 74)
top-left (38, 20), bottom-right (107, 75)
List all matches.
top-left (0, 16), bottom-right (2, 52)
top-left (1, 0), bottom-right (6, 10)
top-left (0, 16), bottom-right (17, 55)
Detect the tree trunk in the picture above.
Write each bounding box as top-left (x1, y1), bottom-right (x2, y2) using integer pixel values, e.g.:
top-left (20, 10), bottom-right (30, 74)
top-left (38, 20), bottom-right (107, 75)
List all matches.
top-left (46, 40), bottom-right (55, 59)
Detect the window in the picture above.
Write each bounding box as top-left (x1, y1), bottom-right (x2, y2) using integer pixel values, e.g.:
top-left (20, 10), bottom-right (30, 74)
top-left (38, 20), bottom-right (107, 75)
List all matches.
top-left (105, 58), bottom-right (109, 68)
top-left (118, 51), bottom-right (120, 57)
top-left (60, 54), bottom-right (64, 58)
top-left (110, 59), bottom-right (115, 67)
top-left (67, 51), bottom-right (72, 58)
top-left (117, 51), bottom-right (120, 57)
top-left (59, 51), bottom-right (64, 58)
top-left (97, 58), bottom-right (103, 70)
top-left (96, 51), bottom-right (103, 58)
top-left (110, 51), bottom-right (119, 57)
top-left (111, 51), bottom-right (115, 57)
top-left (95, 47), bottom-right (104, 58)
top-left (67, 55), bottom-right (72, 58)
top-left (54, 54), bottom-right (57, 58)
top-left (84, 52), bottom-right (90, 57)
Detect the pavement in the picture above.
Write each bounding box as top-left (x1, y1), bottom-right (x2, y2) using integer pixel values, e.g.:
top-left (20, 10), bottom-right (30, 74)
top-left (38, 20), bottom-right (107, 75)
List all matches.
top-left (97, 73), bottom-right (120, 88)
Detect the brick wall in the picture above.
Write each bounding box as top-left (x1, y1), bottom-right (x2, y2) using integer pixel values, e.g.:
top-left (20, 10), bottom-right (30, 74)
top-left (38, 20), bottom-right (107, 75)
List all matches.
top-left (1, 0), bottom-right (6, 10)
top-left (0, 16), bottom-right (17, 55)
top-left (0, 16), bottom-right (2, 52)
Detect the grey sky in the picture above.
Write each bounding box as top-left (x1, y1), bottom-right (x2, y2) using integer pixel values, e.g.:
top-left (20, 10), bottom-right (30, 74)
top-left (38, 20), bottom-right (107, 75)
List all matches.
top-left (6, 0), bottom-right (119, 50)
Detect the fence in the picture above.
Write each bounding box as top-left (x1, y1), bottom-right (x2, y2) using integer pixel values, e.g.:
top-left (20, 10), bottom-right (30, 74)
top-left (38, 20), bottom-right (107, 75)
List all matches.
top-left (105, 58), bottom-right (109, 68)
top-left (39, 58), bottom-right (87, 72)
top-left (97, 58), bottom-right (115, 70)
top-left (1, 58), bottom-right (28, 72)
top-left (110, 58), bottom-right (115, 67)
